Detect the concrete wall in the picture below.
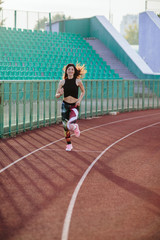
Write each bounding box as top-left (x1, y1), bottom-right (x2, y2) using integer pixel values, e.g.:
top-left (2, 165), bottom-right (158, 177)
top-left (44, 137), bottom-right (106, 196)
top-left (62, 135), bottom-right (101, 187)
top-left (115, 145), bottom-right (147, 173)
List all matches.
top-left (59, 18), bottom-right (90, 37)
top-left (45, 22), bottom-right (59, 32)
top-left (139, 11), bottom-right (160, 73)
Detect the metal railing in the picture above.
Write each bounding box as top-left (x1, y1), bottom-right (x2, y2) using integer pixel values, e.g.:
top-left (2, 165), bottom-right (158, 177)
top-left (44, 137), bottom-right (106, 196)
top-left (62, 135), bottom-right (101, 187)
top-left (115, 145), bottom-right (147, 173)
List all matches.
top-left (0, 79), bottom-right (160, 138)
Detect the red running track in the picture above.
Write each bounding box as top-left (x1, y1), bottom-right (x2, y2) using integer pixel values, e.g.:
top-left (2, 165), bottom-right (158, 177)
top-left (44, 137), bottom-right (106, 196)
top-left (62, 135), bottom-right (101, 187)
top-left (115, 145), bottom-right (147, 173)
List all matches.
top-left (0, 109), bottom-right (160, 240)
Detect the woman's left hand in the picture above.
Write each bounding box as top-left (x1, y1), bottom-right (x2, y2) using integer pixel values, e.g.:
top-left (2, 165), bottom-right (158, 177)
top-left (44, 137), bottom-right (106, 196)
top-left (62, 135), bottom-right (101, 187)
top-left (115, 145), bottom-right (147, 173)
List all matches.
top-left (75, 100), bottom-right (81, 107)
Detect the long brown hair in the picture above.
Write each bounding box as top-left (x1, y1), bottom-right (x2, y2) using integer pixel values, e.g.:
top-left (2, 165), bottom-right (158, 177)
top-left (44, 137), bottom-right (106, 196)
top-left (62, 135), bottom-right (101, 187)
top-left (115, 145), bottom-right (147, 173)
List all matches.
top-left (63, 63), bottom-right (87, 79)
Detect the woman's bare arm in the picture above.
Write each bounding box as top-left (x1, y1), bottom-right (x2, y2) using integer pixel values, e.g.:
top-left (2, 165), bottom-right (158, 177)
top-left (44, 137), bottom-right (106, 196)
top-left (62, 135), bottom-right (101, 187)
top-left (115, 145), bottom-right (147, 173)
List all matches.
top-left (55, 80), bottom-right (64, 98)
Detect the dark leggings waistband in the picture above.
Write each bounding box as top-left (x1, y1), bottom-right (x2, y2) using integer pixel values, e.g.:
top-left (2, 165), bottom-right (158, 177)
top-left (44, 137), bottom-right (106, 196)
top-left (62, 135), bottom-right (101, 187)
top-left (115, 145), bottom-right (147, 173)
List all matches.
top-left (63, 100), bottom-right (77, 106)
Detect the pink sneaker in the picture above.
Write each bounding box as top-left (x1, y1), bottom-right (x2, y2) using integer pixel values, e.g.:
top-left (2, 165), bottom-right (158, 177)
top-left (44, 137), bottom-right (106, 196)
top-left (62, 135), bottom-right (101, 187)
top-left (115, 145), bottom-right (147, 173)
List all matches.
top-left (66, 144), bottom-right (73, 151)
top-left (74, 124), bottom-right (80, 137)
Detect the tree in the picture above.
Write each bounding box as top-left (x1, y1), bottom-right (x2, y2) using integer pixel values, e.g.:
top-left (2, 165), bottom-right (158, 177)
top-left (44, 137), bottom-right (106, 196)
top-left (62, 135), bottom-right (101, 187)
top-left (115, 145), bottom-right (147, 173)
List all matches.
top-left (52, 13), bottom-right (71, 22)
top-left (34, 17), bottom-right (48, 30)
top-left (124, 23), bottom-right (139, 45)
top-left (0, 0), bottom-right (4, 26)
top-left (34, 13), bottom-right (71, 30)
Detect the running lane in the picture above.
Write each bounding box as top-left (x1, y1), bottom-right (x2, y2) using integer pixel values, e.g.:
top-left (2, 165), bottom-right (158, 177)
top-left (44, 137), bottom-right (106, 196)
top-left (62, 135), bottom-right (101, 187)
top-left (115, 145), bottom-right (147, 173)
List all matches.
top-left (0, 109), bottom-right (160, 240)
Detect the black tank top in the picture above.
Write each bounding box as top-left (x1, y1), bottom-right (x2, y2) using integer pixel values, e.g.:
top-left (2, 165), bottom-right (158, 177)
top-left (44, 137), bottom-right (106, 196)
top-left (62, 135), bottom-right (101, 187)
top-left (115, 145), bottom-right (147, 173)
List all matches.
top-left (63, 78), bottom-right (79, 98)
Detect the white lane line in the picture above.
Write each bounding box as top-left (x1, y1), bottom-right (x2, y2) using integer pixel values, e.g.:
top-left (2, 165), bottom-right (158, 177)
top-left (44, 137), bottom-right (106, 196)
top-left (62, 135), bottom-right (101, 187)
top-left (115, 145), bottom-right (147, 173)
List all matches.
top-left (61, 121), bottom-right (160, 240)
top-left (80, 111), bottom-right (160, 134)
top-left (41, 149), bottom-right (102, 153)
top-left (0, 137), bottom-right (64, 174)
top-left (0, 111), bottom-right (160, 174)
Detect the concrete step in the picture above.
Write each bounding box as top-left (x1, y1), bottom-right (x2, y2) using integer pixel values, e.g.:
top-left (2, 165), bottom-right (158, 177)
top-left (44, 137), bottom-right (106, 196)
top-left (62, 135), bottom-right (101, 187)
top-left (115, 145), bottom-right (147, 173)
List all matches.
top-left (85, 38), bottom-right (138, 80)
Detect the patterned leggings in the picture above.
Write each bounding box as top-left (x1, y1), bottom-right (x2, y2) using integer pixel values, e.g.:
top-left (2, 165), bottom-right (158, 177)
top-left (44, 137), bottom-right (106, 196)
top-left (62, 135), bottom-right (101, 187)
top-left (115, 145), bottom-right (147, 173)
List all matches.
top-left (61, 101), bottom-right (79, 144)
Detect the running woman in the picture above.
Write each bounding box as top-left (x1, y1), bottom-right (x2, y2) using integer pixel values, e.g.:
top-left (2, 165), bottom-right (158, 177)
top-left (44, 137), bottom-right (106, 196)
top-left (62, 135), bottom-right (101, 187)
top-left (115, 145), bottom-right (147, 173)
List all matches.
top-left (55, 63), bottom-right (86, 151)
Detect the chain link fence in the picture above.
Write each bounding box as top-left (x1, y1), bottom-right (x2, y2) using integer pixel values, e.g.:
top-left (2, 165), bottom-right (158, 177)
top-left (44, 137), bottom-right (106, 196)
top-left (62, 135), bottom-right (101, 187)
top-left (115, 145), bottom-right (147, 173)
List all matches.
top-left (0, 9), bottom-right (64, 30)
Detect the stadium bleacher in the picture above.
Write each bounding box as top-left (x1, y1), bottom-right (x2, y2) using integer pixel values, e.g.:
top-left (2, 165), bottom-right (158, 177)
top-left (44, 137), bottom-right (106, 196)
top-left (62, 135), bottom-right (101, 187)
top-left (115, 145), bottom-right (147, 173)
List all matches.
top-left (0, 27), bottom-right (121, 80)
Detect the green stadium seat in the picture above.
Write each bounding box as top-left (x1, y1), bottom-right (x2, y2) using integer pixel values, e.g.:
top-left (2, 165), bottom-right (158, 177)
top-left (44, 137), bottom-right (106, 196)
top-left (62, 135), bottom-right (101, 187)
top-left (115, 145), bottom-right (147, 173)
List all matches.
top-left (0, 27), bottom-right (120, 81)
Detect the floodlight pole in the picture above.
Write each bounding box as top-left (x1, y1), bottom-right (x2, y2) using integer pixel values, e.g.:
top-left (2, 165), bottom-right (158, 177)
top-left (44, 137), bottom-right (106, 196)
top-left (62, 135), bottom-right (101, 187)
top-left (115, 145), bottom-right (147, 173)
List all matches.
top-left (145, 0), bottom-right (148, 11)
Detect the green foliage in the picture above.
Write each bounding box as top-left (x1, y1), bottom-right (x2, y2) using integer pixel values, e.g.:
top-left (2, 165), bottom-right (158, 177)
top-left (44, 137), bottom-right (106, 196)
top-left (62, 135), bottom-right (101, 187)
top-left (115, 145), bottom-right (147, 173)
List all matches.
top-left (52, 13), bottom-right (71, 22)
top-left (0, 0), bottom-right (3, 11)
top-left (124, 23), bottom-right (139, 45)
top-left (0, 0), bottom-right (4, 26)
top-left (34, 17), bottom-right (48, 30)
top-left (34, 13), bottom-right (71, 30)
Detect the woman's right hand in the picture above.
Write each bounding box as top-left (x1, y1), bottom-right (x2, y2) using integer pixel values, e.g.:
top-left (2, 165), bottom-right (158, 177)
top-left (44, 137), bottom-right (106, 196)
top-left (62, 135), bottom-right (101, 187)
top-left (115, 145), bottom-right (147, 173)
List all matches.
top-left (59, 88), bottom-right (64, 95)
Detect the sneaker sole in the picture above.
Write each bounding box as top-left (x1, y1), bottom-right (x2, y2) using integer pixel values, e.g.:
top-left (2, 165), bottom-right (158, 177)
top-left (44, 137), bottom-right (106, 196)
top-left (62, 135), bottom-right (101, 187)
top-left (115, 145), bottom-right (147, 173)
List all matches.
top-left (66, 149), bottom-right (72, 151)
top-left (66, 146), bottom-right (73, 151)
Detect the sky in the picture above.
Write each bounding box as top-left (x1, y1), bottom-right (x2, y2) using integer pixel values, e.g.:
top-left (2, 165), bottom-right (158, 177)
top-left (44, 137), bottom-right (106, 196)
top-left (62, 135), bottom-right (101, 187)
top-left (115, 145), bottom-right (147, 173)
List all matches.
top-left (1, 0), bottom-right (150, 31)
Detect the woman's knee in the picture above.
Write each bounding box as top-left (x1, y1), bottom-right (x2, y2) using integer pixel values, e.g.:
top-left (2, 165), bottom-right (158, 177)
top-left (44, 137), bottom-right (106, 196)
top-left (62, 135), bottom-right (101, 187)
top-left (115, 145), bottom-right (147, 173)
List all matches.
top-left (62, 119), bottom-right (68, 131)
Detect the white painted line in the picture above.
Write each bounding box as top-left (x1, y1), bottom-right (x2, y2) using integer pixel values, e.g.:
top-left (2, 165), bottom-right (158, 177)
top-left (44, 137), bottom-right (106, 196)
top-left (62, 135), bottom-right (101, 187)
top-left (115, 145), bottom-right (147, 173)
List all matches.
top-left (0, 137), bottom-right (64, 174)
top-left (80, 112), bottom-right (160, 134)
top-left (41, 149), bottom-right (102, 153)
top-left (61, 121), bottom-right (160, 240)
top-left (0, 111), bottom-right (160, 174)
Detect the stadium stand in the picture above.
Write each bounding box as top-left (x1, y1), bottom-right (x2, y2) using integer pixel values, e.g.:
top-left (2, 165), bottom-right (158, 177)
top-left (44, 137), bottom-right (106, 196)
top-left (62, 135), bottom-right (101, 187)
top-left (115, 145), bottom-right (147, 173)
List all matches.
top-left (0, 27), bottom-right (121, 80)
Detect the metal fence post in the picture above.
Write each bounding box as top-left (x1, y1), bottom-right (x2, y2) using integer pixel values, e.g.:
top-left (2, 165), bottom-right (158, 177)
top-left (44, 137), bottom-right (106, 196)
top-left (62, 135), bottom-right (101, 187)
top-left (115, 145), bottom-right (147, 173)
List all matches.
top-left (14, 10), bottom-right (17, 29)
top-left (96, 81), bottom-right (98, 116)
top-left (142, 80), bottom-right (145, 110)
top-left (16, 82), bottom-right (19, 133)
top-left (127, 80), bottom-right (130, 111)
top-left (112, 80), bottom-right (114, 111)
top-left (43, 81), bottom-right (46, 126)
top-left (122, 80), bottom-right (124, 112)
top-left (0, 82), bottom-right (4, 138)
top-left (37, 82), bottom-right (40, 128)
top-left (106, 80), bottom-right (109, 113)
top-left (152, 80), bottom-right (155, 108)
top-left (157, 80), bottom-right (159, 108)
top-left (30, 82), bottom-right (33, 129)
top-left (85, 81), bottom-right (87, 119)
top-left (101, 81), bottom-right (104, 114)
top-left (137, 80), bottom-right (140, 110)
top-left (132, 80), bottom-right (135, 110)
top-left (49, 81), bottom-right (52, 125)
top-left (49, 13), bottom-right (52, 32)
top-left (117, 80), bottom-right (119, 112)
top-left (54, 81), bottom-right (58, 123)
top-left (9, 82), bottom-right (12, 136)
top-left (90, 81), bottom-right (93, 117)
top-left (23, 81), bottom-right (26, 131)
